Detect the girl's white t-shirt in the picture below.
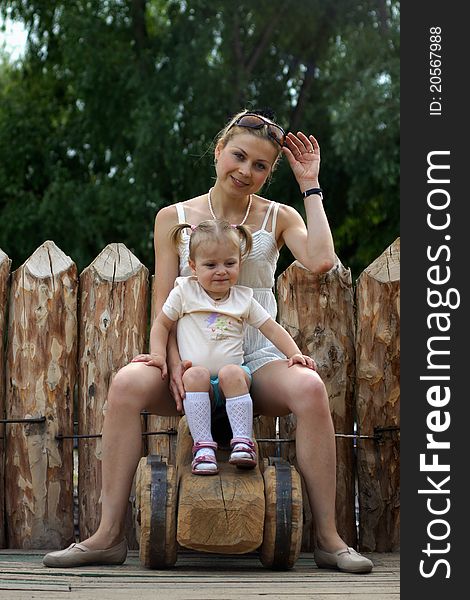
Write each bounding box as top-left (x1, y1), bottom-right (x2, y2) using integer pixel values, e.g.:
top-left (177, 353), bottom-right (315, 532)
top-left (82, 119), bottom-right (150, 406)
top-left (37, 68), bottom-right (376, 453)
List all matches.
top-left (162, 276), bottom-right (270, 376)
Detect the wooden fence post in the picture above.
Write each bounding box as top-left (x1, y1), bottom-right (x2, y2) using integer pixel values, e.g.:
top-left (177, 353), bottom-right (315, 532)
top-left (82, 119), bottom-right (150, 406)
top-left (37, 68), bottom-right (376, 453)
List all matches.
top-left (0, 249), bottom-right (11, 548)
top-left (78, 243), bottom-right (148, 549)
top-left (5, 242), bottom-right (77, 548)
top-left (355, 237), bottom-right (400, 552)
top-left (0, 239), bottom-right (401, 551)
top-left (277, 258), bottom-right (357, 550)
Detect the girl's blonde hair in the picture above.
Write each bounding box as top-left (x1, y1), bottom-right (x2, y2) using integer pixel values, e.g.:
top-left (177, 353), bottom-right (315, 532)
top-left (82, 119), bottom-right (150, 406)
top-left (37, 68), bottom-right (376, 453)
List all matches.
top-left (170, 219), bottom-right (253, 262)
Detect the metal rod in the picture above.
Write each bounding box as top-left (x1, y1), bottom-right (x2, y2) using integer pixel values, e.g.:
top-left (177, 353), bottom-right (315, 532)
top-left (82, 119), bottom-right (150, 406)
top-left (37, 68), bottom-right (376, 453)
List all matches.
top-left (56, 430), bottom-right (178, 440)
top-left (256, 438), bottom-right (295, 443)
top-left (56, 427), bottom-right (399, 444)
top-left (0, 417), bottom-right (46, 424)
top-left (335, 433), bottom-right (378, 439)
top-left (256, 433), bottom-right (388, 442)
top-left (56, 433), bottom-right (101, 440)
top-left (375, 426), bottom-right (400, 433)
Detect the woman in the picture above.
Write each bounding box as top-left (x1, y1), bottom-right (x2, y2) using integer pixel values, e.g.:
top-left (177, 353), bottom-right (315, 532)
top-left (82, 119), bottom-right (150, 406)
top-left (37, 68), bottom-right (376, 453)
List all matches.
top-left (44, 110), bottom-right (373, 573)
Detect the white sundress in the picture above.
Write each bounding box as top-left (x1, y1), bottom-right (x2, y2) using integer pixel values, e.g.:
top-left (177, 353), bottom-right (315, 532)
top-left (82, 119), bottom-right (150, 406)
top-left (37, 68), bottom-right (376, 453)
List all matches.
top-left (175, 200), bottom-right (286, 373)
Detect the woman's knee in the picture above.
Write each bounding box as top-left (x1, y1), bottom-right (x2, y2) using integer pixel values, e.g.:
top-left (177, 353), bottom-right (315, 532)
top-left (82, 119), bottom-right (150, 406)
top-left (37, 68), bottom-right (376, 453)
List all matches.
top-left (107, 363), bottom-right (157, 411)
top-left (182, 366), bottom-right (211, 390)
top-left (290, 372), bottom-right (330, 418)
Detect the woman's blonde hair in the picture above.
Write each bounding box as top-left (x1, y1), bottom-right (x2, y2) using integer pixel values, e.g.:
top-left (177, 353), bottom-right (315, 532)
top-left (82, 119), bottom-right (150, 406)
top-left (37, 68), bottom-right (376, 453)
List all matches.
top-left (215, 109), bottom-right (284, 173)
top-left (170, 219), bottom-right (253, 262)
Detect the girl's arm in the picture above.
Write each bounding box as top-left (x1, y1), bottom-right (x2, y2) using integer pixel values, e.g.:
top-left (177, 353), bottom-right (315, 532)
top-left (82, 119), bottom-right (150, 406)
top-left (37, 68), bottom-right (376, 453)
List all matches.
top-left (259, 318), bottom-right (316, 370)
top-left (145, 311), bottom-right (176, 379)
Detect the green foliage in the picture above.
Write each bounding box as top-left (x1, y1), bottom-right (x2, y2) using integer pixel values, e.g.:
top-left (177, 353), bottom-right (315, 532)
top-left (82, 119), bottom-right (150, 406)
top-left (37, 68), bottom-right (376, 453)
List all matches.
top-left (321, 2), bottom-right (400, 275)
top-left (0, 0), bottom-right (399, 278)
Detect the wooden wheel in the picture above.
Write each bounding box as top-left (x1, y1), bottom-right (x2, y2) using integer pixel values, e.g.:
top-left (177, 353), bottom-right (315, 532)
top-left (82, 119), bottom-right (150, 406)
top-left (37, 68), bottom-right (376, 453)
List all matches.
top-left (135, 454), bottom-right (177, 568)
top-left (259, 457), bottom-right (303, 570)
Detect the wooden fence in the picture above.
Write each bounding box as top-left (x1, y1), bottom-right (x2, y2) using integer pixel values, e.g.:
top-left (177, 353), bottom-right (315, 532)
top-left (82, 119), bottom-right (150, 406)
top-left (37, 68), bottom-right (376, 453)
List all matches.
top-left (0, 238), bottom-right (400, 552)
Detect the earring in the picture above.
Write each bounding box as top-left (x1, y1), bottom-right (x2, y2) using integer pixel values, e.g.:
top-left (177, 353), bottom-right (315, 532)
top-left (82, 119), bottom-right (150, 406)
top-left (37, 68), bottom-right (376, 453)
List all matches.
top-left (214, 158), bottom-right (218, 166)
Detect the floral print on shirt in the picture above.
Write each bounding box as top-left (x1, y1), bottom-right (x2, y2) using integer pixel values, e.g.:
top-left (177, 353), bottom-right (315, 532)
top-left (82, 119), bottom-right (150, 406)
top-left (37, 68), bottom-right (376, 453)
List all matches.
top-left (206, 313), bottom-right (233, 340)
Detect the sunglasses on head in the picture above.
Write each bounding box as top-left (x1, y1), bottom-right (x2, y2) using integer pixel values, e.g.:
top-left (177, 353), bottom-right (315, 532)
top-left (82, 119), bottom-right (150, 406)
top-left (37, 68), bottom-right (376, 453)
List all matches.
top-left (229, 112), bottom-right (286, 147)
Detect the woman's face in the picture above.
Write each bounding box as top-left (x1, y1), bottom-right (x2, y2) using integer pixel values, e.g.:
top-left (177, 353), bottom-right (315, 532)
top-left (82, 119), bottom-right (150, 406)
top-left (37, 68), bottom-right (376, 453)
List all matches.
top-left (214, 133), bottom-right (279, 196)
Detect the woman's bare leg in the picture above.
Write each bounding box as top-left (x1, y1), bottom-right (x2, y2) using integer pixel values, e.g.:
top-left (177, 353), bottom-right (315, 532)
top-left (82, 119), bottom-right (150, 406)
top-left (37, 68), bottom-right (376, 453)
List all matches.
top-left (81, 362), bottom-right (178, 550)
top-left (251, 360), bottom-right (346, 552)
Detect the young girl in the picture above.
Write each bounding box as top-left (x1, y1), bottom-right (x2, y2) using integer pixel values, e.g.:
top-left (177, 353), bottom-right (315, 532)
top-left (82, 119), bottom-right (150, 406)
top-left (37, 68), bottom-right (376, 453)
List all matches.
top-left (148, 219), bottom-right (316, 474)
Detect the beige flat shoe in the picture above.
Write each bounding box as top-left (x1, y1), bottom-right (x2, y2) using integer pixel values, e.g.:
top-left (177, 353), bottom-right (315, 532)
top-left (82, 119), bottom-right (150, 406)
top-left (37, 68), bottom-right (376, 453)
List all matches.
top-left (43, 539), bottom-right (127, 568)
top-left (314, 546), bottom-right (373, 573)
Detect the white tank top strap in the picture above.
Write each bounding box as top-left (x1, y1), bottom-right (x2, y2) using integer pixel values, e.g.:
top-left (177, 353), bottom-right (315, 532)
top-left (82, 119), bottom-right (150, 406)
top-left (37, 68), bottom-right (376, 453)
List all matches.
top-left (260, 200), bottom-right (275, 230)
top-left (175, 202), bottom-right (186, 224)
top-left (271, 202), bottom-right (280, 237)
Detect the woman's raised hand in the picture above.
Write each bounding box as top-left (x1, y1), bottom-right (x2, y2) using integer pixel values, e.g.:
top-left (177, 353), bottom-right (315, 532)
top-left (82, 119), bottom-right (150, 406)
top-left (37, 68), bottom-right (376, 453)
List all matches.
top-left (282, 132), bottom-right (321, 189)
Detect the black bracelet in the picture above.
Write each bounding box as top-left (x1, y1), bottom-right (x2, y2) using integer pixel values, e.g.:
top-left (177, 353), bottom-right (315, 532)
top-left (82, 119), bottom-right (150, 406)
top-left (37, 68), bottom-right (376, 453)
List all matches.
top-left (302, 187), bottom-right (323, 199)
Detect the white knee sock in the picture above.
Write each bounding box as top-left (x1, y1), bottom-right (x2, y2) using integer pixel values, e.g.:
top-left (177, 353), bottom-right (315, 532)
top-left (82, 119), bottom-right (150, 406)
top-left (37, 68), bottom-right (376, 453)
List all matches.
top-left (225, 393), bottom-right (253, 440)
top-left (183, 392), bottom-right (216, 469)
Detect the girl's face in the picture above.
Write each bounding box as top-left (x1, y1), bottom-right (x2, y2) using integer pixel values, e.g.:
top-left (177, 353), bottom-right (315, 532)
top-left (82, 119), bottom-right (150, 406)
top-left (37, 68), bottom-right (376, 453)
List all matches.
top-left (189, 239), bottom-right (240, 300)
top-left (214, 133), bottom-right (279, 197)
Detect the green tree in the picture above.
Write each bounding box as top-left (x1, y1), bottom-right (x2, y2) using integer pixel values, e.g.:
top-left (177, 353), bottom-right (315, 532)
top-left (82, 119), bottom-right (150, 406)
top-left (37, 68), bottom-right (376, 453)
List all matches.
top-left (321, 0), bottom-right (399, 274)
top-left (0, 0), bottom-right (399, 278)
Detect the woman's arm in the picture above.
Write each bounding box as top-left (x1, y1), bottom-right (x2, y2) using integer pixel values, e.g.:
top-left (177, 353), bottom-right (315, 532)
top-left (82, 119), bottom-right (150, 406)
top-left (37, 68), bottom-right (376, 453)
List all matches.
top-left (150, 206), bottom-right (190, 410)
top-left (152, 206), bottom-right (180, 323)
top-left (279, 132), bottom-right (336, 274)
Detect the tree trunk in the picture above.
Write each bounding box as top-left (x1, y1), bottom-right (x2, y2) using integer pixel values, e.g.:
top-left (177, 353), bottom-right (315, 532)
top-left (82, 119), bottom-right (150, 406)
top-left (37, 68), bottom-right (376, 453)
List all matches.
top-left (0, 249), bottom-right (11, 548)
top-left (78, 243), bottom-right (148, 548)
top-left (5, 242), bottom-right (77, 548)
top-left (355, 238), bottom-right (400, 552)
top-left (276, 258), bottom-right (357, 550)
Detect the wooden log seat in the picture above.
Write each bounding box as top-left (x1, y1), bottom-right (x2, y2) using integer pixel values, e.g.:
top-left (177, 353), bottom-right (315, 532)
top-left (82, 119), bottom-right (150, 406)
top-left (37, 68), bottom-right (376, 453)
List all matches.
top-left (135, 415), bottom-right (304, 569)
top-left (176, 417), bottom-right (265, 554)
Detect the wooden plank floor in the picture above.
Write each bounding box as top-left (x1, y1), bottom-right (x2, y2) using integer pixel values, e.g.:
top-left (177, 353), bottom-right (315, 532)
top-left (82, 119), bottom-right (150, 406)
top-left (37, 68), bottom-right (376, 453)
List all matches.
top-left (0, 550), bottom-right (399, 600)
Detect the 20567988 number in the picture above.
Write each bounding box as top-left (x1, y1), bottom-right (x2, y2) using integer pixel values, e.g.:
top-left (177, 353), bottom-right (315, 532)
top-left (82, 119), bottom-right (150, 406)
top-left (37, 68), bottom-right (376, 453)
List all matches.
top-left (429, 27), bottom-right (442, 116)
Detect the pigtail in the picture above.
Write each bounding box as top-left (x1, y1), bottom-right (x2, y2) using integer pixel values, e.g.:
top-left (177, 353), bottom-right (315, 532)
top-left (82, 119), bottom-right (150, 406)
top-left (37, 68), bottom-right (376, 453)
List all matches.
top-left (169, 222), bottom-right (193, 251)
top-left (233, 223), bottom-right (253, 260)
top-left (170, 219), bottom-right (252, 263)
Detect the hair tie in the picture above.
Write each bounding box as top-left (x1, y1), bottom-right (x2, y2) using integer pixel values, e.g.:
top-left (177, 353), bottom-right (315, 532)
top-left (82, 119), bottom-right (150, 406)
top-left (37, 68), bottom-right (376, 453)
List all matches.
top-left (230, 224), bottom-right (237, 229)
top-left (190, 224), bottom-right (197, 231)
